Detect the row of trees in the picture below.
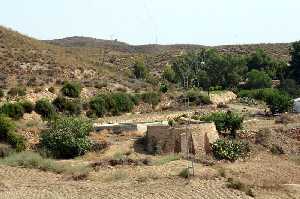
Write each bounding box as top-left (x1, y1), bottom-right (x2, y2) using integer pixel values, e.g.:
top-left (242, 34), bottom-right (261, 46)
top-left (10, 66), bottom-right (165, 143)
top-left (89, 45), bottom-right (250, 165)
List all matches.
top-left (160, 42), bottom-right (300, 92)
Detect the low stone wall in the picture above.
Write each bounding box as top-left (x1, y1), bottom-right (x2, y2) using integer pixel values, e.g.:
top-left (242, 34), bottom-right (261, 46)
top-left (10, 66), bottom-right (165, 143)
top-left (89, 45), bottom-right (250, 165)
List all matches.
top-left (146, 122), bottom-right (219, 158)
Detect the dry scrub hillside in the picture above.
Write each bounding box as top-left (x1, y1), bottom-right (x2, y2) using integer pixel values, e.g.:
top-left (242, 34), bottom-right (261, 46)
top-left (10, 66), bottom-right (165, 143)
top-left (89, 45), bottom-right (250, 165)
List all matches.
top-left (0, 25), bottom-right (291, 90)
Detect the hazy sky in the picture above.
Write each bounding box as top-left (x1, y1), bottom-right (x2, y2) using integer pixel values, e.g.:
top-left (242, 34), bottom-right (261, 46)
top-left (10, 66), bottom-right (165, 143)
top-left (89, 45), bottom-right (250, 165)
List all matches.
top-left (1, 0), bottom-right (300, 45)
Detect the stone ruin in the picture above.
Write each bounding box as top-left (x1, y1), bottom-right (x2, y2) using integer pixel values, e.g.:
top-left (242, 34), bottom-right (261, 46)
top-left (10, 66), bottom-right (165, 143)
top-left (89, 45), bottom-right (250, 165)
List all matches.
top-left (146, 121), bottom-right (219, 158)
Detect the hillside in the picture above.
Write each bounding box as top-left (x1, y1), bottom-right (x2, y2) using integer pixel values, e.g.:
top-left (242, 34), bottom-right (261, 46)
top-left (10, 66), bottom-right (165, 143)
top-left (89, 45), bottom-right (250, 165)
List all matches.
top-left (0, 26), bottom-right (292, 89)
top-left (47, 36), bottom-right (291, 59)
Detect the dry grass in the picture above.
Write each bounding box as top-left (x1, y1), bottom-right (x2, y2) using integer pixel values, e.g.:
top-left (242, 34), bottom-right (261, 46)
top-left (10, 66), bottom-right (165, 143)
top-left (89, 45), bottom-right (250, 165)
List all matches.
top-left (0, 151), bottom-right (91, 180)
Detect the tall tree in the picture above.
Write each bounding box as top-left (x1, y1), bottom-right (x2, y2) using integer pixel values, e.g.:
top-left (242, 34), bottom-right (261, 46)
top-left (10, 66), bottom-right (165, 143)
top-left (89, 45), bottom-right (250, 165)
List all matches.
top-left (290, 41), bottom-right (300, 83)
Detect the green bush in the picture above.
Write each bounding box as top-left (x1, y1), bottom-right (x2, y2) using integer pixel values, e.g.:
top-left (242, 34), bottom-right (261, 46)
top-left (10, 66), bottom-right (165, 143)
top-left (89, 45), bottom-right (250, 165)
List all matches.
top-left (141, 92), bottom-right (160, 106)
top-left (159, 83), bottom-right (168, 93)
top-left (109, 92), bottom-right (134, 115)
top-left (246, 69), bottom-right (272, 89)
top-left (133, 59), bottom-right (148, 79)
top-left (186, 88), bottom-right (211, 105)
top-left (200, 111), bottom-right (243, 138)
top-left (61, 82), bottom-right (81, 98)
top-left (35, 99), bottom-right (56, 119)
top-left (19, 101), bottom-right (34, 113)
top-left (265, 92), bottom-right (292, 114)
top-left (0, 89), bottom-right (4, 98)
top-left (270, 144), bottom-right (284, 155)
top-left (239, 88), bottom-right (292, 114)
top-left (0, 103), bottom-right (24, 120)
top-left (48, 86), bottom-right (56, 94)
top-left (212, 139), bottom-right (249, 161)
top-left (162, 64), bottom-right (176, 82)
top-left (89, 95), bottom-right (107, 117)
top-left (130, 94), bottom-right (141, 105)
top-left (40, 117), bottom-right (92, 158)
top-left (0, 116), bottom-right (15, 140)
top-left (7, 87), bottom-right (26, 97)
top-left (52, 96), bottom-right (81, 116)
top-left (239, 88), bottom-right (278, 101)
top-left (0, 116), bottom-right (25, 152)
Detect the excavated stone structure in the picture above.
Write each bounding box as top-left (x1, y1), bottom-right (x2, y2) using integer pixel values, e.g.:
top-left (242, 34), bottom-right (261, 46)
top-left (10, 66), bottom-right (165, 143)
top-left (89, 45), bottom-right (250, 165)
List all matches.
top-left (146, 122), bottom-right (219, 158)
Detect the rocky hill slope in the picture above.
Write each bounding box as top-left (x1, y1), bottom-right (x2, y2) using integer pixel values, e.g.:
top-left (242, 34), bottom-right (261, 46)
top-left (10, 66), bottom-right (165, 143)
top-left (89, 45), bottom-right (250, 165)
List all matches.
top-left (0, 26), bottom-right (291, 89)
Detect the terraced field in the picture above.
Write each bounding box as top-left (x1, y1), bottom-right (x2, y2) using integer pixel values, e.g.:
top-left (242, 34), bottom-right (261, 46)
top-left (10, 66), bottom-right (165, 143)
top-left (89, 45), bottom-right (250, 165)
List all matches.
top-left (0, 165), bottom-right (251, 199)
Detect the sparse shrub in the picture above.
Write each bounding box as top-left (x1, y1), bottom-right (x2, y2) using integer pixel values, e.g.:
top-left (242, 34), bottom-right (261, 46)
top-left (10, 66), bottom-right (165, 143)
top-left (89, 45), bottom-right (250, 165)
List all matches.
top-left (209, 86), bottom-right (223, 92)
top-left (35, 99), bottom-right (56, 119)
top-left (64, 99), bottom-right (82, 116)
top-left (0, 116), bottom-right (26, 151)
top-left (0, 89), bottom-right (4, 98)
top-left (178, 168), bottom-right (189, 178)
top-left (168, 119), bottom-right (176, 127)
top-left (200, 111), bottom-right (243, 138)
top-left (0, 103), bottom-right (24, 120)
top-left (7, 87), bottom-right (26, 97)
top-left (159, 83), bottom-right (168, 93)
top-left (0, 143), bottom-right (13, 157)
top-left (48, 86), bottom-right (56, 94)
top-left (239, 97), bottom-right (258, 106)
top-left (40, 116), bottom-right (92, 158)
top-left (52, 96), bottom-right (67, 112)
top-left (133, 59), bottom-right (148, 79)
top-left (275, 114), bottom-right (294, 124)
top-left (186, 88), bottom-right (211, 105)
top-left (130, 93), bottom-right (141, 105)
top-left (53, 96), bottom-right (81, 116)
top-left (154, 154), bottom-right (181, 165)
top-left (226, 178), bottom-right (254, 197)
top-left (270, 144), bottom-right (284, 155)
top-left (109, 92), bottom-right (134, 115)
top-left (217, 167), bottom-right (226, 178)
top-left (61, 82), bottom-right (81, 98)
top-left (141, 92), bottom-right (160, 106)
top-left (89, 95), bottom-right (107, 117)
top-left (162, 64), bottom-right (176, 82)
top-left (19, 100), bottom-right (34, 113)
top-left (255, 129), bottom-right (270, 146)
top-left (212, 139), bottom-right (250, 161)
top-left (94, 81), bottom-right (107, 89)
top-left (6, 131), bottom-right (26, 152)
top-left (0, 151), bottom-right (91, 177)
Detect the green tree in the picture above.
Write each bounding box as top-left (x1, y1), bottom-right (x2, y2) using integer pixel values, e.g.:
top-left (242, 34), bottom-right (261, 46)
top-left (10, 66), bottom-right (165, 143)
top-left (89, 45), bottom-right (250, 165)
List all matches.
top-left (246, 69), bottom-right (272, 89)
top-left (247, 48), bottom-right (287, 79)
top-left (290, 41), bottom-right (300, 83)
top-left (278, 79), bottom-right (300, 98)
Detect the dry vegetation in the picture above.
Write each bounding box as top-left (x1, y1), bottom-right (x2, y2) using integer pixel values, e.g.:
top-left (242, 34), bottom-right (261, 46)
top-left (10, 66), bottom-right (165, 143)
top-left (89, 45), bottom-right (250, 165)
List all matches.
top-left (0, 26), bottom-right (299, 199)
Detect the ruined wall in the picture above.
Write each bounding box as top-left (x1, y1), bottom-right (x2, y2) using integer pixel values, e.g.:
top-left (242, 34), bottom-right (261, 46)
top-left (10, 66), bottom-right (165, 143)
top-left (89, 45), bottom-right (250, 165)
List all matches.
top-left (146, 123), bottom-right (219, 157)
